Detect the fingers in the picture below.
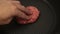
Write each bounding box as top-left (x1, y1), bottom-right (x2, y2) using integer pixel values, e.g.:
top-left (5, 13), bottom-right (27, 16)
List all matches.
top-left (11, 1), bottom-right (31, 20)
top-left (15, 9), bottom-right (31, 20)
top-left (11, 1), bottom-right (32, 15)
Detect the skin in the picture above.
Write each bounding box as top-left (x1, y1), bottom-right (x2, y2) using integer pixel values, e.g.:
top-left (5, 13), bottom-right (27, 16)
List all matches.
top-left (0, 0), bottom-right (32, 25)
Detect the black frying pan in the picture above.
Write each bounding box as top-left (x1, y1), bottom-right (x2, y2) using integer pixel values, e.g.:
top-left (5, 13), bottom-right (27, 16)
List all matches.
top-left (0, 0), bottom-right (56, 34)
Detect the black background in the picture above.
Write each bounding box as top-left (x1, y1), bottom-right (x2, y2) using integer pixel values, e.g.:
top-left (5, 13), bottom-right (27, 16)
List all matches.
top-left (47, 0), bottom-right (59, 34)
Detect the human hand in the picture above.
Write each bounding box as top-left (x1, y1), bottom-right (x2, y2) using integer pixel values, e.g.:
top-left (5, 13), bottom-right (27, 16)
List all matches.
top-left (0, 1), bottom-right (32, 25)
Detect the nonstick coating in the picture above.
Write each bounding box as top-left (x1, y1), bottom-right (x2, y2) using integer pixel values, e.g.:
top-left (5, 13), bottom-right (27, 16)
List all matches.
top-left (0, 0), bottom-right (56, 34)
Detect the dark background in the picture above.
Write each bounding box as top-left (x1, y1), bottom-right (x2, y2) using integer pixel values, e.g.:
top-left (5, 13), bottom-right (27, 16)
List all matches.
top-left (47, 0), bottom-right (59, 14)
top-left (47, 0), bottom-right (59, 34)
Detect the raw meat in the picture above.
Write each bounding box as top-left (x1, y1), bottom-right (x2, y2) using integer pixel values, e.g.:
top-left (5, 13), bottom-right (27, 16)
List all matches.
top-left (16, 6), bottom-right (40, 24)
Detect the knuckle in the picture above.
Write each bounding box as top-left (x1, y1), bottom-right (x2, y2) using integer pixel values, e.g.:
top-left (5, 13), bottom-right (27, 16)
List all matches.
top-left (15, 1), bottom-right (20, 3)
top-left (12, 1), bottom-right (20, 4)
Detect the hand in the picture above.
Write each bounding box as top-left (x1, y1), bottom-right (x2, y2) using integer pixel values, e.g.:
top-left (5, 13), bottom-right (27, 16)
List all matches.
top-left (0, 1), bottom-right (32, 25)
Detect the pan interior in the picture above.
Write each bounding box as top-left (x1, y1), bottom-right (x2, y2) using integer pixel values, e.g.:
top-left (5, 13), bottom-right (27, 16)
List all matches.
top-left (0, 0), bottom-right (56, 34)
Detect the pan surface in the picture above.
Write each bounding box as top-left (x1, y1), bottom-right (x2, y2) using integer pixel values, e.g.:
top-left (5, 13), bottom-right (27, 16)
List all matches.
top-left (0, 0), bottom-right (56, 34)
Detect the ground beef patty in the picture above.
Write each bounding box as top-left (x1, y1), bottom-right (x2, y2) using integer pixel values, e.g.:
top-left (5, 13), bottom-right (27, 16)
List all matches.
top-left (16, 6), bottom-right (40, 24)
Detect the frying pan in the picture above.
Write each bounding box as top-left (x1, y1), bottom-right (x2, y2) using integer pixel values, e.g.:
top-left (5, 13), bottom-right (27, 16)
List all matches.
top-left (0, 0), bottom-right (56, 34)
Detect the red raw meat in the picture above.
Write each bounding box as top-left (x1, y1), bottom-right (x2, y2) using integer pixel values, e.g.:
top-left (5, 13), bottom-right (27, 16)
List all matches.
top-left (16, 6), bottom-right (40, 24)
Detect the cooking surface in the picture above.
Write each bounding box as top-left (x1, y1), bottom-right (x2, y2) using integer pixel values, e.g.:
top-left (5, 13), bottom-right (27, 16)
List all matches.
top-left (0, 0), bottom-right (56, 34)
